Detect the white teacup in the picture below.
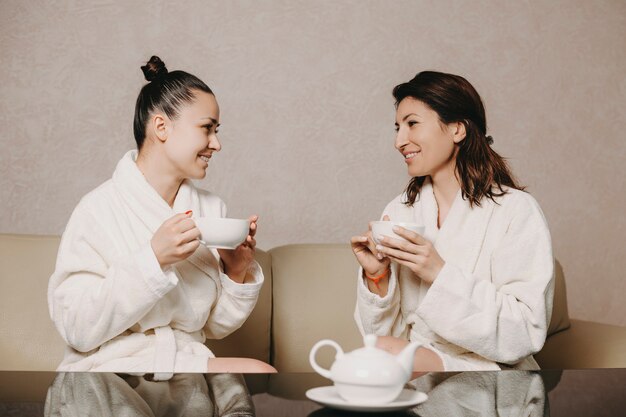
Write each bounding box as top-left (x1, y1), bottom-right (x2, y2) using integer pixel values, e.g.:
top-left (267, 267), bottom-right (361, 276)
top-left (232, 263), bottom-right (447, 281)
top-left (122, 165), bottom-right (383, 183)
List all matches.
top-left (371, 221), bottom-right (425, 245)
top-left (193, 217), bottom-right (249, 249)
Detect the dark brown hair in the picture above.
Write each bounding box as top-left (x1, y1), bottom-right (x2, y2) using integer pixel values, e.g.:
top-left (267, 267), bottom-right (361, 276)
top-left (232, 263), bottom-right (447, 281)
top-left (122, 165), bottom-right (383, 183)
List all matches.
top-left (133, 56), bottom-right (213, 149)
top-left (392, 71), bottom-right (524, 207)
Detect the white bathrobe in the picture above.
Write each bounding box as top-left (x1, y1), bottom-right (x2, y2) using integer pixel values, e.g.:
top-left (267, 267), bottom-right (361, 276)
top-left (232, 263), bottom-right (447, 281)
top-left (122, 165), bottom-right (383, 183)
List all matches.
top-left (355, 179), bottom-right (554, 370)
top-left (48, 150), bottom-right (263, 379)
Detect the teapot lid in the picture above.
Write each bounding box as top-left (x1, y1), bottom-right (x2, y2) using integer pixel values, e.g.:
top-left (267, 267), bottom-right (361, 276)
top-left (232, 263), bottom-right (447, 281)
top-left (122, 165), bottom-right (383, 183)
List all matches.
top-left (353, 334), bottom-right (381, 357)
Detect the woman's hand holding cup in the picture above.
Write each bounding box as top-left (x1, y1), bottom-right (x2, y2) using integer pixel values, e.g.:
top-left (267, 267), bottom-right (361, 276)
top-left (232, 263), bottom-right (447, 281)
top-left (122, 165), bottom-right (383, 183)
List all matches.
top-left (218, 214), bottom-right (258, 284)
top-left (351, 215), bottom-right (392, 295)
top-left (151, 211), bottom-right (200, 269)
top-left (375, 224), bottom-right (444, 285)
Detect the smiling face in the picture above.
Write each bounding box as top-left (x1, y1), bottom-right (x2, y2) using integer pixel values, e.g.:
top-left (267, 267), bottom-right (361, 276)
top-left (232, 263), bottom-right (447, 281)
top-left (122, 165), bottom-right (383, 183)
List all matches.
top-left (394, 97), bottom-right (464, 179)
top-left (159, 90), bottom-right (221, 181)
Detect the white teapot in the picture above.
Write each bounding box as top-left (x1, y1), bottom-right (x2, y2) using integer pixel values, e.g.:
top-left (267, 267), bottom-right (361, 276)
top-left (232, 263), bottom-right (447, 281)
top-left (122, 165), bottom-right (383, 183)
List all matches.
top-left (309, 334), bottom-right (422, 404)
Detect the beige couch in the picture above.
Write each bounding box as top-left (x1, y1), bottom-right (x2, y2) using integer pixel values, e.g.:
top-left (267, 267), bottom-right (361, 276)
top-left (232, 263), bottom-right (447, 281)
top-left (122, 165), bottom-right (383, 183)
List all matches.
top-left (1, 233), bottom-right (625, 375)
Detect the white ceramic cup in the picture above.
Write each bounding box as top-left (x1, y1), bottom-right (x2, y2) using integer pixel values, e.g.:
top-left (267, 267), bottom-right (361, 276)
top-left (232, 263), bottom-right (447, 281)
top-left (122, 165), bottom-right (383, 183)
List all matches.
top-left (193, 217), bottom-right (249, 249)
top-left (371, 221), bottom-right (425, 245)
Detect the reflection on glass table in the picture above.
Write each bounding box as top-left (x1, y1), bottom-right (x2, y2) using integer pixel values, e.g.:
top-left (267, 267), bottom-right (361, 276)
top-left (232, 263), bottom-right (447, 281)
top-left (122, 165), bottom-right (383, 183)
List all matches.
top-left (410, 371), bottom-right (549, 416)
top-left (0, 369), bottom-right (624, 416)
top-left (262, 370), bottom-right (551, 416)
top-left (44, 372), bottom-right (253, 417)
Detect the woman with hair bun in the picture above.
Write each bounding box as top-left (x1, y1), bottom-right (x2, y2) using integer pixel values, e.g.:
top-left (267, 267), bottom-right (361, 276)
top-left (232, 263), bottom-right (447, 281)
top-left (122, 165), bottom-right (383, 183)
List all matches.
top-left (352, 71), bottom-right (555, 371)
top-left (48, 56), bottom-right (275, 378)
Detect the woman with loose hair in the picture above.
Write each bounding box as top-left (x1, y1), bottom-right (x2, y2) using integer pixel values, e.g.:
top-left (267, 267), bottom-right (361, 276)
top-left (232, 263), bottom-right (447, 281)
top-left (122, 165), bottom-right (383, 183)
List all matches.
top-left (48, 56), bottom-right (275, 379)
top-left (352, 71), bottom-right (554, 371)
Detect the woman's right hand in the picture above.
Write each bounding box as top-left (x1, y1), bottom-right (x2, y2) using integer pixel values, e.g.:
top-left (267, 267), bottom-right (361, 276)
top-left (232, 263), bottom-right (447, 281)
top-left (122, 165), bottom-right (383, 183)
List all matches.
top-left (350, 215), bottom-right (391, 277)
top-left (151, 211), bottom-right (200, 269)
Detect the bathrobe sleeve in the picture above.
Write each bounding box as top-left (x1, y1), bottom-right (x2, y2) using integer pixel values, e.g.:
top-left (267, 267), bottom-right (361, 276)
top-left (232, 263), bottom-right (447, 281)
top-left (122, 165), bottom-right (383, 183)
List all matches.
top-left (203, 260), bottom-right (264, 339)
top-left (199, 197), bottom-right (264, 340)
top-left (48, 203), bottom-right (178, 353)
top-left (354, 198), bottom-right (410, 338)
top-left (416, 194), bottom-right (555, 365)
top-left (354, 262), bottom-right (409, 338)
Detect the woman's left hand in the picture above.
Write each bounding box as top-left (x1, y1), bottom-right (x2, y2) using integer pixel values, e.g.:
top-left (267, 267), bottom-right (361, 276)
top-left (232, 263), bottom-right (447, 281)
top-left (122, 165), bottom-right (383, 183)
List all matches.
top-left (218, 215), bottom-right (258, 284)
top-left (376, 226), bottom-right (445, 284)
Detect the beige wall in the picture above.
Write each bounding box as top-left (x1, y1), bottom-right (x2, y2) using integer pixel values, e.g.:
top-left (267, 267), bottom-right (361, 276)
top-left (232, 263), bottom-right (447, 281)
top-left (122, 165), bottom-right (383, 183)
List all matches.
top-left (1, 0), bottom-right (624, 326)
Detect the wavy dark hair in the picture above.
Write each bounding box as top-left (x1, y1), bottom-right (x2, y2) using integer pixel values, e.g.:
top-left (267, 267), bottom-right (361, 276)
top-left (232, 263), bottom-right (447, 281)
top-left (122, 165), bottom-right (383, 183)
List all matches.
top-left (393, 71), bottom-right (524, 207)
top-left (133, 56), bottom-right (213, 149)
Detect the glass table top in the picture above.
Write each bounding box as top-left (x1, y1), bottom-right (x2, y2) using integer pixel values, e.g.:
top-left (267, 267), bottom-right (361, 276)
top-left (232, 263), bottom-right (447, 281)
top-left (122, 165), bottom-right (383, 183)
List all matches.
top-left (0, 368), bottom-right (625, 416)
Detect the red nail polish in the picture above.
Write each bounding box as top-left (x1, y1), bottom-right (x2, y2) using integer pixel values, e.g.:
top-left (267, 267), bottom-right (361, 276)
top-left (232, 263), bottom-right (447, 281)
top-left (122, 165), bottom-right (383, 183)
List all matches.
top-left (185, 210), bottom-right (193, 215)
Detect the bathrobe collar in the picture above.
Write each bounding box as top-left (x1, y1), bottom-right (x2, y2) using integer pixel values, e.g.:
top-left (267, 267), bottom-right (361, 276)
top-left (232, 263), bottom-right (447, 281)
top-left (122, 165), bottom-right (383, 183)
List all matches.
top-left (112, 150), bottom-right (201, 233)
top-left (419, 178), bottom-right (496, 273)
top-left (111, 150), bottom-right (219, 276)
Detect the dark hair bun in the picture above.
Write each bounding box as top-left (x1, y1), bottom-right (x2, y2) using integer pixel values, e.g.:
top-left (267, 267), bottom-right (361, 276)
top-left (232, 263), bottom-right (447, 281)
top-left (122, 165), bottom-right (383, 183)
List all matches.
top-left (141, 56), bottom-right (168, 82)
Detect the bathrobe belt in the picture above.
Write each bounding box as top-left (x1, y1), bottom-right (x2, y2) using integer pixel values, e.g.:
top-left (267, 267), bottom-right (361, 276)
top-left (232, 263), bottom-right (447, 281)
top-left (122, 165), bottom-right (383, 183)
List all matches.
top-left (153, 326), bottom-right (176, 381)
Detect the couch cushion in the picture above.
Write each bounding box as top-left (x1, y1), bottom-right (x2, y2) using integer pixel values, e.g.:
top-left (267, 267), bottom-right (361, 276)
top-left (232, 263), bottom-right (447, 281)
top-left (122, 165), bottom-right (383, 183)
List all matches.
top-left (0, 234), bottom-right (66, 370)
top-left (270, 244), bottom-right (363, 373)
top-left (549, 260), bottom-right (571, 335)
top-left (0, 233), bottom-right (272, 370)
top-left (536, 319), bottom-right (626, 368)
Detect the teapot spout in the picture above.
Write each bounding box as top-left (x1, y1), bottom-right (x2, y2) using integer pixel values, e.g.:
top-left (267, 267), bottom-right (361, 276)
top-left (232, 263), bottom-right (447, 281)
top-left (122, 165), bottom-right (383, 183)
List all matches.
top-left (396, 341), bottom-right (422, 379)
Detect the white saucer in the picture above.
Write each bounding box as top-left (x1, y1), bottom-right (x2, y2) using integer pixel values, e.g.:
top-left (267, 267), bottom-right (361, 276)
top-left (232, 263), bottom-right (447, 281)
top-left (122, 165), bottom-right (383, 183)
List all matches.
top-left (305, 386), bottom-right (428, 412)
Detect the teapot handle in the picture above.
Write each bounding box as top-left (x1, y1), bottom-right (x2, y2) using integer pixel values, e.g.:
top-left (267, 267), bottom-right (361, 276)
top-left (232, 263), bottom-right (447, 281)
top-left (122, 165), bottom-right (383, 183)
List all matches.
top-left (309, 339), bottom-right (343, 379)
